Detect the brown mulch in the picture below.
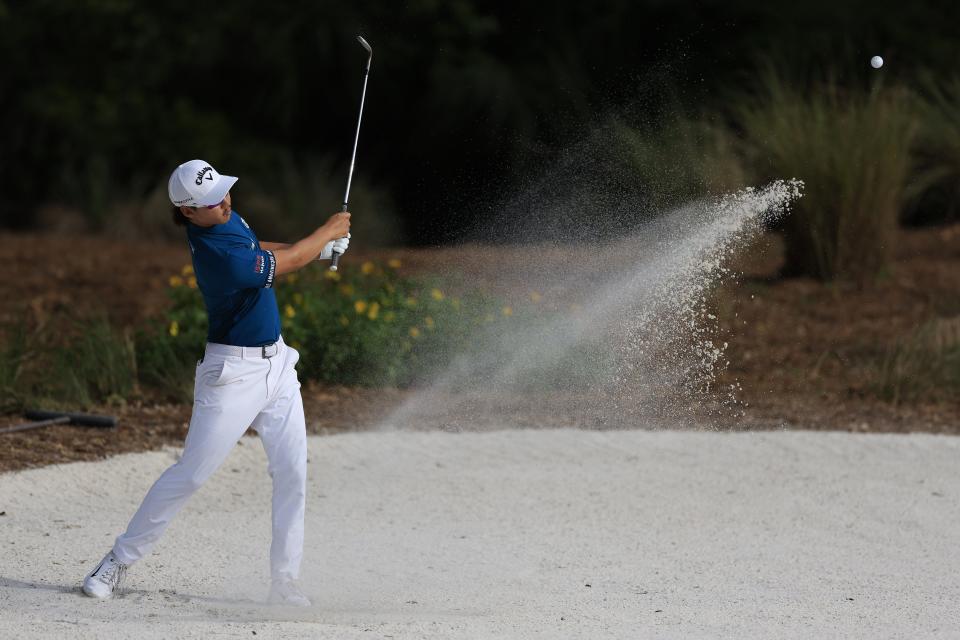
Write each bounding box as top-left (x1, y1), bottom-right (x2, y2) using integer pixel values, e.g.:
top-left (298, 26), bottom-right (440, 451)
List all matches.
top-left (1, 225), bottom-right (958, 473)
top-left (714, 225), bottom-right (960, 434)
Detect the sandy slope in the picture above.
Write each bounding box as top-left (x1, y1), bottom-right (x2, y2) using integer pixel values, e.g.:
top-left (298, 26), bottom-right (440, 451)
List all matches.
top-left (1, 428), bottom-right (958, 639)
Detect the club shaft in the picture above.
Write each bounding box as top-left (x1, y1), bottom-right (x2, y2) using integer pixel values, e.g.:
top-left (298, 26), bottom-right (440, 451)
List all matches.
top-left (331, 54), bottom-right (372, 272)
top-left (342, 65), bottom-right (370, 210)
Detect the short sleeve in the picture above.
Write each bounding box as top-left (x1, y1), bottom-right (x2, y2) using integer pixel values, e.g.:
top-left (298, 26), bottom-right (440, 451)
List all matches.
top-left (223, 247), bottom-right (276, 289)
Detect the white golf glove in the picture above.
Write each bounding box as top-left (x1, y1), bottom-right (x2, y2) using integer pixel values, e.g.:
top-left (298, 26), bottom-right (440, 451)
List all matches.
top-left (319, 233), bottom-right (350, 260)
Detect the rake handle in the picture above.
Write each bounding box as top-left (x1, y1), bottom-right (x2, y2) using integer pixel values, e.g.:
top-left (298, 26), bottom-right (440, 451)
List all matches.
top-left (0, 416), bottom-right (71, 435)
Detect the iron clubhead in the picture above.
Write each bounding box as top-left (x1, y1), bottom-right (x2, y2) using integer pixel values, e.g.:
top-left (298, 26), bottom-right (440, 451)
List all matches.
top-left (357, 35), bottom-right (372, 56)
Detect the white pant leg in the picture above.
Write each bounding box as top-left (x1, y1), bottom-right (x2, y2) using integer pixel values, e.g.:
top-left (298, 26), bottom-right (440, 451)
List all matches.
top-left (112, 355), bottom-right (269, 565)
top-left (252, 344), bottom-right (307, 582)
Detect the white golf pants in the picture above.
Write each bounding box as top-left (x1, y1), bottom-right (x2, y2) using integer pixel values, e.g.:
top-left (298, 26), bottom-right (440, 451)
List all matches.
top-left (112, 336), bottom-right (307, 582)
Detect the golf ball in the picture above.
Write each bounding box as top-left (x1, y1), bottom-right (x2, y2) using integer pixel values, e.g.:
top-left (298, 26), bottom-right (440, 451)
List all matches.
top-left (871, 56), bottom-right (884, 69)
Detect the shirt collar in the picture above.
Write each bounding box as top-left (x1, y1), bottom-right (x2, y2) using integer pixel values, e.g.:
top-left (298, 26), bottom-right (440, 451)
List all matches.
top-left (188, 210), bottom-right (235, 235)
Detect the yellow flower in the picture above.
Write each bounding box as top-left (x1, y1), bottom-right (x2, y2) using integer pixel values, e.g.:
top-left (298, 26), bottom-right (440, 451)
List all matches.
top-left (187, 276), bottom-right (198, 289)
top-left (367, 301), bottom-right (380, 320)
top-left (424, 316), bottom-right (435, 330)
top-left (405, 297), bottom-right (417, 307)
top-left (409, 326), bottom-right (421, 338)
top-left (339, 315), bottom-right (350, 327)
top-left (339, 284), bottom-right (355, 297)
top-left (354, 300), bottom-right (368, 314)
top-left (384, 311), bottom-right (396, 322)
top-left (168, 321), bottom-right (179, 337)
top-left (430, 288), bottom-right (444, 301)
top-left (285, 273), bottom-right (298, 284)
top-left (387, 258), bottom-right (402, 269)
top-left (284, 304), bottom-right (296, 318)
top-left (361, 261), bottom-right (376, 275)
top-left (529, 291), bottom-right (542, 303)
top-left (293, 293), bottom-right (304, 306)
top-left (324, 270), bottom-right (341, 281)
top-left (169, 275), bottom-right (184, 288)
top-left (502, 306), bottom-right (513, 317)
top-left (181, 264), bottom-right (194, 276)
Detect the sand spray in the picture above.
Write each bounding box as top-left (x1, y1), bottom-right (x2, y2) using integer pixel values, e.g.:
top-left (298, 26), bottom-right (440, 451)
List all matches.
top-left (379, 180), bottom-right (803, 431)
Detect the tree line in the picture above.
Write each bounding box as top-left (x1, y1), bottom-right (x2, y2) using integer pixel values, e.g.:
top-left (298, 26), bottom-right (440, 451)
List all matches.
top-left (0, 0), bottom-right (957, 239)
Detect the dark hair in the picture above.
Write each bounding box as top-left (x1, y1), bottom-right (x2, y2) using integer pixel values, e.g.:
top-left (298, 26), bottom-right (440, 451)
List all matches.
top-left (171, 206), bottom-right (190, 227)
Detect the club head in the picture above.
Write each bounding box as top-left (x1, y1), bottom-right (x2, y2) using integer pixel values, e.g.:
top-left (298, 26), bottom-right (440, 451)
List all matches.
top-left (357, 35), bottom-right (372, 55)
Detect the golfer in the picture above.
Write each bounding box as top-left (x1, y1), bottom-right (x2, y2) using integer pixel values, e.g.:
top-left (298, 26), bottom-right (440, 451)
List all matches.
top-left (82, 159), bottom-right (351, 606)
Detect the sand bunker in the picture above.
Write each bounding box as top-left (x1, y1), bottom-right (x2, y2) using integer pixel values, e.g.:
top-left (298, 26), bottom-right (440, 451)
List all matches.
top-left (1, 428), bottom-right (958, 638)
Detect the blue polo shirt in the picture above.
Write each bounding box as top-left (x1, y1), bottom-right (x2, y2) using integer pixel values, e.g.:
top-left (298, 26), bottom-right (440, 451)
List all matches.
top-left (186, 211), bottom-right (281, 347)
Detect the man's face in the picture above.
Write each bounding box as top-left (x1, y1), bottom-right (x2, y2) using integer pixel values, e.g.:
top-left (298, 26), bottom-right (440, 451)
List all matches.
top-left (182, 192), bottom-right (232, 227)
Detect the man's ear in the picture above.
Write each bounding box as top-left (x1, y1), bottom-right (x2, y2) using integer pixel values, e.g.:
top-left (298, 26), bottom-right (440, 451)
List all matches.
top-left (180, 206), bottom-right (196, 220)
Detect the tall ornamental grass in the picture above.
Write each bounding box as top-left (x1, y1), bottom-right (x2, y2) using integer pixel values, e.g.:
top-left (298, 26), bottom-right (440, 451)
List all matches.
top-left (875, 318), bottom-right (960, 405)
top-left (1, 316), bottom-right (136, 411)
top-left (736, 74), bottom-right (919, 281)
top-left (910, 76), bottom-right (960, 224)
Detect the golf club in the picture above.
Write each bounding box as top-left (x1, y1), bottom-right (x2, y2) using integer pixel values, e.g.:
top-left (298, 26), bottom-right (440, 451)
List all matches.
top-left (330, 35), bottom-right (373, 272)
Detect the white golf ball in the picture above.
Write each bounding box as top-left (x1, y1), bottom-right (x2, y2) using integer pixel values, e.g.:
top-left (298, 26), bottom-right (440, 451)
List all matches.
top-left (870, 56), bottom-right (884, 69)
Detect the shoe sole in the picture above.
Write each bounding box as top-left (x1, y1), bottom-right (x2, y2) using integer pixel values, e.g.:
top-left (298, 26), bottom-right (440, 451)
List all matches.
top-left (82, 582), bottom-right (112, 599)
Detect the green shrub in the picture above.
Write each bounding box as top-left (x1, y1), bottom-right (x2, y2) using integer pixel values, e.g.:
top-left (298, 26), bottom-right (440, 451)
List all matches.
top-left (736, 71), bottom-right (919, 281)
top-left (142, 259), bottom-right (510, 388)
top-left (134, 273), bottom-right (208, 402)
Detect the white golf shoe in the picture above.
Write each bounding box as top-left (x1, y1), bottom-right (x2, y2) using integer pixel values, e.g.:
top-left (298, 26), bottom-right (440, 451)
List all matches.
top-left (82, 551), bottom-right (128, 599)
top-left (268, 579), bottom-right (311, 607)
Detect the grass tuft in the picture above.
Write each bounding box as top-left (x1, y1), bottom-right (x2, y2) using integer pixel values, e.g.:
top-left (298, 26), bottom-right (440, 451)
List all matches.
top-left (736, 70), bottom-right (919, 281)
top-left (875, 318), bottom-right (960, 405)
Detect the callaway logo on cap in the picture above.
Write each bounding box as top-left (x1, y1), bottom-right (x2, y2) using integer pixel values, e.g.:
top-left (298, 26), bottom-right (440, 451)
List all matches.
top-left (168, 159), bottom-right (239, 207)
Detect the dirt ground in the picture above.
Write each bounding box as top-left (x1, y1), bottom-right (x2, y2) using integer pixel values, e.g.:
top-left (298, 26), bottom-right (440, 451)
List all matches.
top-left (0, 225), bottom-right (958, 472)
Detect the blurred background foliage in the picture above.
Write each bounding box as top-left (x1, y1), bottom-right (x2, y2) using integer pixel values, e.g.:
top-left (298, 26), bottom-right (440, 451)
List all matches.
top-left (1, 259), bottom-right (542, 408)
top-left (2, 0), bottom-right (960, 251)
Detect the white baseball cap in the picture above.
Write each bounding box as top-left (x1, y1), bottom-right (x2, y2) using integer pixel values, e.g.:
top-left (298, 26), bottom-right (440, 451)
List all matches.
top-left (167, 159), bottom-right (238, 207)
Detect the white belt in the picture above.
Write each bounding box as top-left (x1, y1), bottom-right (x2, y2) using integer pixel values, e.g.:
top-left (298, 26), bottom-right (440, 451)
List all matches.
top-left (205, 340), bottom-right (280, 359)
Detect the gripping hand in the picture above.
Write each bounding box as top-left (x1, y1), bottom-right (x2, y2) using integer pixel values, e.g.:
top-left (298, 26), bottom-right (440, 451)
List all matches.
top-left (319, 233), bottom-right (351, 260)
